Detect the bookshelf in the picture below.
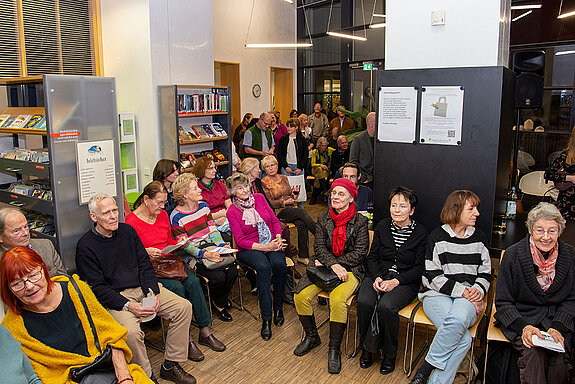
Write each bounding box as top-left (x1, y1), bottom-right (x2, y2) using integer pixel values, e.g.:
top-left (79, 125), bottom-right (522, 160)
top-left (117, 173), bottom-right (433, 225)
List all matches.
top-left (0, 75), bottom-right (123, 271)
top-left (158, 85), bottom-right (232, 178)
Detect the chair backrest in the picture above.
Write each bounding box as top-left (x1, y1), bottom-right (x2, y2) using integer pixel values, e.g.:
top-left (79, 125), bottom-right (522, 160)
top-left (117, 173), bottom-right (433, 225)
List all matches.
top-left (519, 171), bottom-right (554, 197)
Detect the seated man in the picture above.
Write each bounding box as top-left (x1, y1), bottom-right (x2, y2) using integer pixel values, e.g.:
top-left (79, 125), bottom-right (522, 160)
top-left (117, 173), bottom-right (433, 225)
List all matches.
top-left (328, 163), bottom-right (373, 211)
top-left (0, 207), bottom-right (66, 277)
top-left (329, 105), bottom-right (355, 133)
top-left (330, 135), bottom-right (350, 179)
top-left (76, 193), bottom-right (196, 384)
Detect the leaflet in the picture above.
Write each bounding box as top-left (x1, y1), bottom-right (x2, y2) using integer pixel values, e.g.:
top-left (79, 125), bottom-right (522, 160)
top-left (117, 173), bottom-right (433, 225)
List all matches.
top-left (161, 237), bottom-right (189, 254)
top-left (532, 332), bottom-right (565, 353)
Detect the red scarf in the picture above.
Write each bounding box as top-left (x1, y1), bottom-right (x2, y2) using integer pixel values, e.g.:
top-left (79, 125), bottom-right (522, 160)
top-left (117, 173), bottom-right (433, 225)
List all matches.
top-left (329, 203), bottom-right (356, 257)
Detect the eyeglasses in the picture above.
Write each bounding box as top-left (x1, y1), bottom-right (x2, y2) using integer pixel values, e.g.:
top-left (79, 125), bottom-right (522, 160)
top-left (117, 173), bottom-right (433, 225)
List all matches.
top-left (10, 269), bottom-right (43, 291)
top-left (533, 227), bottom-right (559, 237)
top-left (154, 200), bottom-right (166, 207)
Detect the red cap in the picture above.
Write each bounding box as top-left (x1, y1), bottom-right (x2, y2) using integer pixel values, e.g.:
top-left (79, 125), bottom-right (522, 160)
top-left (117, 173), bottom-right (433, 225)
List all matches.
top-left (331, 178), bottom-right (358, 200)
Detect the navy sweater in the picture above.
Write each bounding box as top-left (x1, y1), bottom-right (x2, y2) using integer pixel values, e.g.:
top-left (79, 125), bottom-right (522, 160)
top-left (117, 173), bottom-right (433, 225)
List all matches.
top-left (75, 223), bottom-right (160, 310)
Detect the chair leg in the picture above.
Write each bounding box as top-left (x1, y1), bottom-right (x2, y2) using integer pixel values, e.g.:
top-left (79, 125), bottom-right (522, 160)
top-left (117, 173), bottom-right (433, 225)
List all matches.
top-left (468, 337), bottom-right (475, 384)
top-left (483, 342), bottom-right (489, 384)
top-left (403, 320), bottom-right (412, 374)
top-left (205, 282), bottom-right (213, 320)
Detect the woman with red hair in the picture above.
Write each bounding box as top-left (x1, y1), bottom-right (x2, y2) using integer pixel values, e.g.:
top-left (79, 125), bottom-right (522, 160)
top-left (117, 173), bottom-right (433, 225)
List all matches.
top-left (0, 247), bottom-right (152, 383)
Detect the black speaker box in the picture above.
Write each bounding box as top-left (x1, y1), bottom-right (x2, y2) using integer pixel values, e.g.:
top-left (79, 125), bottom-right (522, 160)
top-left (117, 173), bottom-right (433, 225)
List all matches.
top-left (512, 50), bottom-right (545, 109)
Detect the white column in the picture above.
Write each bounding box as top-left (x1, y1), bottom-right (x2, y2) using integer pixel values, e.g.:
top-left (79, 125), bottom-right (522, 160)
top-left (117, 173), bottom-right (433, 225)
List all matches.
top-left (385, 0), bottom-right (511, 70)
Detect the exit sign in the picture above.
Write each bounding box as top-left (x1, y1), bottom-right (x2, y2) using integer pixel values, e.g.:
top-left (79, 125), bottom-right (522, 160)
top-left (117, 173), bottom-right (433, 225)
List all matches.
top-left (363, 63), bottom-right (372, 70)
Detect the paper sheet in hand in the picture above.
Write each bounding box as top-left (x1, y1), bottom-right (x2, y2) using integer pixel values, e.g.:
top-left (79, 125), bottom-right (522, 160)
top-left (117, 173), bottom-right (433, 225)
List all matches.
top-left (141, 288), bottom-right (156, 322)
top-left (532, 331), bottom-right (565, 353)
top-left (161, 238), bottom-right (189, 254)
top-left (210, 246), bottom-right (238, 254)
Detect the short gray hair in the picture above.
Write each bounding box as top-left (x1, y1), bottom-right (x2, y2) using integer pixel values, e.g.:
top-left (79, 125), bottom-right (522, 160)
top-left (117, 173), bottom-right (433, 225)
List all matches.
top-left (336, 135), bottom-right (347, 145)
top-left (88, 193), bottom-right (115, 214)
top-left (0, 208), bottom-right (23, 234)
top-left (526, 202), bottom-right (566, 236)
top-left (225, 173), bottom-right (249, 197)
top-left (317, 136), bottom-right (328, 146)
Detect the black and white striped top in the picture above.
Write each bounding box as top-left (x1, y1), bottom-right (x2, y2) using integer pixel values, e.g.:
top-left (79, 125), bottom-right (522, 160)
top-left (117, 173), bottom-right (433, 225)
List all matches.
top-left (389, 220), bottom-right (416, 274)
top-left (419, 224), bottom-right (491, 300)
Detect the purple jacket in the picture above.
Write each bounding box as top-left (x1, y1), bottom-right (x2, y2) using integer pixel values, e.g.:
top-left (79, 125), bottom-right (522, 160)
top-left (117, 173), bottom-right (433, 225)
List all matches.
top-left (227, 193), bottom-right (282, 251)
top-left (273, 123), bottom-right (288, 152)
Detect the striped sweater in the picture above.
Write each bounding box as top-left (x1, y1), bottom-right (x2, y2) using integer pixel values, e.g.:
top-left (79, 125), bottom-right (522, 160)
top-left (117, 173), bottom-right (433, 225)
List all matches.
top-left (419, 224), bottom-right (491, 300)
top-left (170, 201), bottom-right (226, 258)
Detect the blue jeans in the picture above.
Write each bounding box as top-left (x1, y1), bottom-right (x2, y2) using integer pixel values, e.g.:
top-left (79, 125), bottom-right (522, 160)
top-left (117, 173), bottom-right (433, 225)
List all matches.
top-left (236, 250), bottom-right (287, 320)
top-left (422, 296), bottom-right (477, 384)
top-left (281, 163), bottom-right (304, 208)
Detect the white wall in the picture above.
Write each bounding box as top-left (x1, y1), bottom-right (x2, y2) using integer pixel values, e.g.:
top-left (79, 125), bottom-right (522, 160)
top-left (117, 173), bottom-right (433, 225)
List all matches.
top-left (385, 0), bottom-right (511, 70)
top-left (213, 0), bottom-right (297, 117)
top-left (100, 0), bottom-right (214, 184)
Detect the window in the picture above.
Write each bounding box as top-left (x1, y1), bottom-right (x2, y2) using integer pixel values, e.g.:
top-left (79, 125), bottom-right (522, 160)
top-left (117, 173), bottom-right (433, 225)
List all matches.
top-left (0, 0), bottom-right (98, 78)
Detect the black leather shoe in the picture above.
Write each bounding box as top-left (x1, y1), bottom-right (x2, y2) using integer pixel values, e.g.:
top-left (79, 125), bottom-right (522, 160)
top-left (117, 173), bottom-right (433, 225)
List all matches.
top-left (224, 299), bottom-right (233, 310)
top-left (273, 308), bottom-right (284, 326)
top-left (359, 349), bottom-right (373, 369)
top-left (327, 349), bottom-right (342, 374)
top-left (212, 303), bottom-right (233, 322)
top-left (380, 356), bottom-right (395, 375)
top-left (409, 372), bottom-right (428, 384)
top-left (160, 362), bottom-right (196, 384)
top-left (261, 319), bottom-right (272, 340)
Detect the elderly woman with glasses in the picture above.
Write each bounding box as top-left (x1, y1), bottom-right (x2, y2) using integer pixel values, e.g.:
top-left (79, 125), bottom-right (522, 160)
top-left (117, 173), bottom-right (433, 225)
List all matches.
top-left (125, 181), bottom-right (226, 362)
top-left (0, 247), bottom-right (151, 383)
top-left (495, 202), bottom-right (575, 383)
top-left (226, 173), bottom-right (287, 341)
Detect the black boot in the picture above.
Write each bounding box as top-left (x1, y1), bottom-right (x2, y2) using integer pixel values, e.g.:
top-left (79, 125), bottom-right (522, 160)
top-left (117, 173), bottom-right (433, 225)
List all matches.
top-left (309, 187), bottom-right (319, 205)
top-left (359, 348), bottom-right (373, 369)
top-left (294, 315), bottom-right (321, 356)
top-left (328, 322), bottom-right (346, 374)
top-left (261, 319), bottom-right (272, 341)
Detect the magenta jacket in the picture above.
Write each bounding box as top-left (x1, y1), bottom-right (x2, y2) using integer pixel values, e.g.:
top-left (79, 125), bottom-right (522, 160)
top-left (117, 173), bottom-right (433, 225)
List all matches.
top-left (227, 193), bottom-right (282, 251)
top-left (273, 123), bottom-right (288, 152)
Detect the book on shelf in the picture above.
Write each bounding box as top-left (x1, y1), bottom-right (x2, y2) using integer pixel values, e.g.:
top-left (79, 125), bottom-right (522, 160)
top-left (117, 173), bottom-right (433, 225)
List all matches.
top-left (178, 126), bottom-right (192, 142)
top-left (212, 148), bottom-right (226, 162)
top-left (210, 123), bottom-right (227, 137)
top-left (178, 95), bottom-right (185, 113)
top-left (201, 124), bottom-right (217, 138)
top-left (178, 89), bottom-right (228, 114)
top-left (1, 116), bottom-right (15, 128)
top-left (10, 115), bottom-right (32, 128)
top-left (24, 114), bottom-right (44, 129)
top-left (0, 114), bottom-right (10, 126)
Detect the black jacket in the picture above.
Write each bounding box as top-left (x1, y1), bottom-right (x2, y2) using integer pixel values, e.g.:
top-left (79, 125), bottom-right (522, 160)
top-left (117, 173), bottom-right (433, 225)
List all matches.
top-left (366, 218), bottom-right (428, 287)
top-left (495, 235), bottom-right (575, 342)
top-left (277, 133), bottom-right (308, 171)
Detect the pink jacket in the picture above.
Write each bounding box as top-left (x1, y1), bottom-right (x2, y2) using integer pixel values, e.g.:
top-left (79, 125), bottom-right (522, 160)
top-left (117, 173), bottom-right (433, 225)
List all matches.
top-left (227, 193), bottom-right (282, 251)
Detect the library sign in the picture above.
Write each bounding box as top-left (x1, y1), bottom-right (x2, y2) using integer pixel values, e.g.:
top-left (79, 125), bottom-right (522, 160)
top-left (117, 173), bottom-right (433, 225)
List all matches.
top-left (76, 140), bottom-right (117, 205)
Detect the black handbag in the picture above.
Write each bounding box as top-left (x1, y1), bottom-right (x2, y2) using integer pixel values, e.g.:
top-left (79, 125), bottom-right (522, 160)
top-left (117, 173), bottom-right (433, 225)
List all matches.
top-left (306, 265), bottom-right (341, 291)
top-left (68, 276), bottom-right (118, 384)
top-left (363, 292), bottom-right (382, 353)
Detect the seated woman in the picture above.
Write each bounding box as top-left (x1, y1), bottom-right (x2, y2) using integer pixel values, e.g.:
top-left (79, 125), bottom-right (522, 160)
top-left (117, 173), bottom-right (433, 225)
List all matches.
top-left (410, 190), bottom-right (491, 384)
top-left (0, 247), bottom-right (150, 383)
top-left (310, 137), bottom-right (335, 205)
top-left (293, 178), bottom-right (369, 374)
top-left (225, 173), bottom-right (287, 341)
top-left (356, 186), bottom-right (428, 375)
top-left (544, 126), bottom-right (575, 219)
top-left (192, 157), bottom-right (232, 242)
top-left (0, 324), bottom-right (42, 383)
top-left (495, 202), bottom-right (575, 384)
top-left (328, 127), bottom-right (340, 149)
top-left (170, 173), bottom-right (238, 322)
top-left (261, 155), bottom-right (316, 263)
top-left (152, 158), bottom-right (180, 216)
top-left (125, 181), bottom-right (225, 362)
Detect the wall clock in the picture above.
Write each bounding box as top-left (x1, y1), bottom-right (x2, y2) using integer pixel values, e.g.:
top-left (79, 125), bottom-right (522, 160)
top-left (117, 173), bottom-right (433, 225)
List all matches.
top-left (252, 83), bottom-right (261, 98)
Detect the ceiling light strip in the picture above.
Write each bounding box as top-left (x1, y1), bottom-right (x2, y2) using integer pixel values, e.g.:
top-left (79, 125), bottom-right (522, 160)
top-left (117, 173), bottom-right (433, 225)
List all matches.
top-left (558, 10), bottom-right (575, 19)
top-left (245, 43), bottom-right (312, 48)
top-left (512, 10), bottom-right (532, 22)
top-left (510, 4), bottom-right (541, 10)
top-left (326, 31), bottom-right (367, 41)
top-left (369, 23), bottom-right (386, 29)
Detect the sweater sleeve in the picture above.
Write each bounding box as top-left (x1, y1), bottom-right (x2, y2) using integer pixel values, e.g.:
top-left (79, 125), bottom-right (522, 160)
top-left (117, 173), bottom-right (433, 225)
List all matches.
top-left (495, 246), bottom-right (527, 332)
top-left (227, 206), bottom-right (255, 250)
top-left (544, 152), bottom-right (568, 182)
top-left (314, 213), bottom-right (339, 268)
top-left (311, 149), bottom-right (320, 167)
top-left (471, 242), bottom-right (492, 297)
top-left (207, 212), bottom-right (227, 246)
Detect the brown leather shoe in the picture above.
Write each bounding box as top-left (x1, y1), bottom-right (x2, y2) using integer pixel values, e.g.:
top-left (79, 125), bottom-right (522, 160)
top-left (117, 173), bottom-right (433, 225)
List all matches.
top-left (160, 363), bottom-right (196, 384)
top-left (187, 340), bottom-right (204, 361)
top-left (198, 333), bottom-right (226, 352)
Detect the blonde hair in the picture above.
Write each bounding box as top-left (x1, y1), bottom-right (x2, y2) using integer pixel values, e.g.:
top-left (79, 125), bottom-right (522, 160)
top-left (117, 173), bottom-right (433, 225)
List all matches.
top-left (261, 155), bottom-right (278, 170)
top-left (240, 157), bottom-right (260, 175)
top-left (172, 173), bottom-right (197, 205)
top-left (566, 126), bottom-right (575, 165)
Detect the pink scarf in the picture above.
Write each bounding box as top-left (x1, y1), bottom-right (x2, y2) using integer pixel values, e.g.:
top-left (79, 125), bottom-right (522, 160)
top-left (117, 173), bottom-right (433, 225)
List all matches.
top-left (529, 239), bottom-right (558, 291)
top-left (233, 194), bottom-right (263, 227)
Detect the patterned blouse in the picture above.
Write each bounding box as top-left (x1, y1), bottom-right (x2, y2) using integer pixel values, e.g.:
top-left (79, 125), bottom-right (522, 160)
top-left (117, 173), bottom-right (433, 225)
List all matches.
top-left (261, 174), bottom-right (296, 211)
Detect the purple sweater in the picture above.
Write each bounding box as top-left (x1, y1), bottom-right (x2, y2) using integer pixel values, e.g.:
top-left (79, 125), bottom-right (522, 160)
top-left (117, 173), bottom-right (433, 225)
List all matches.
top-left (227, 193), bottom-right (282, 251)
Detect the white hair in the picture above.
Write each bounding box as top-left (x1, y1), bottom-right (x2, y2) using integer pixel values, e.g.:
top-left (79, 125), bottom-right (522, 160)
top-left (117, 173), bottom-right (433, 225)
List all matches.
top-left (88, 193), bottom-right (115, 214)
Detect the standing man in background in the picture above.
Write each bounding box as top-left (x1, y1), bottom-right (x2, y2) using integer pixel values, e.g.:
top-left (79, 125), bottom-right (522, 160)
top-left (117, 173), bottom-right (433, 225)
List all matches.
top-left (350, 112), bottom-right (375, 188)
top-left (308, 102), bottom-right (329, 144)
top-left (330, 105), bottom-right (355, 133)
top-left (243, 112), bottom-right (275, 161)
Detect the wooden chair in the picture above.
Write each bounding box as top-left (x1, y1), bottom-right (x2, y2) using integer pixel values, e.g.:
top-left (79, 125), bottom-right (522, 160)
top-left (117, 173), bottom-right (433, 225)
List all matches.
top-left (399, 298), bottom-right (487, 382)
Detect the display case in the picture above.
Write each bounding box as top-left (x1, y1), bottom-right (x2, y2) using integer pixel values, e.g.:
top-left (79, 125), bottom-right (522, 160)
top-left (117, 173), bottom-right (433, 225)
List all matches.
top-left (0, 75), bottom-right (123, 271)
top-left (158, 85), bottom-right (232, 178)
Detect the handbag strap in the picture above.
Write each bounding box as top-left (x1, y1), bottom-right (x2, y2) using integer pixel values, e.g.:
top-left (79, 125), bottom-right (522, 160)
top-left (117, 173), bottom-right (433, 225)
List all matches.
top-left (69, 275), bottom-right (102, 354)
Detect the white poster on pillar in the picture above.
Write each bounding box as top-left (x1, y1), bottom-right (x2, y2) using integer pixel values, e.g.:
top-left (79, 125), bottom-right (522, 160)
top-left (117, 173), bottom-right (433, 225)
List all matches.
top-left (76, 140), bottom-right (118, 205)
top-left (378, 87), bottom-right (418, 143)
top-left (420, 86), bottom-right (464, 146)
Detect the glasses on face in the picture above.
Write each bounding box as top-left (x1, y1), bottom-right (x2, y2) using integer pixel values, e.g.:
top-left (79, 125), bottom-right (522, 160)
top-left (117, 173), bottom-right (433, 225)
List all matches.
top-left (533, 227), bottom-right (559, 237)
top-left (154, 199), bottom-right (166, 207)
top-left (10, 269), bottom-right (43, 292)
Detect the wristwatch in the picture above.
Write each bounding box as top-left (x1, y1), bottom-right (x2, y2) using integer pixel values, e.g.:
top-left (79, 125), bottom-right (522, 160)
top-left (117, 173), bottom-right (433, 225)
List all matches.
top-left (122, 301), bottom-right (130, 311)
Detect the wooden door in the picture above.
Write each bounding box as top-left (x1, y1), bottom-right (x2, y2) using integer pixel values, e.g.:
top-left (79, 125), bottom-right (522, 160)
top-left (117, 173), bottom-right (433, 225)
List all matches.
top-left (215, 61), bottom-right (241, 129)
top-left (271, 67), bottom-right (293, 124)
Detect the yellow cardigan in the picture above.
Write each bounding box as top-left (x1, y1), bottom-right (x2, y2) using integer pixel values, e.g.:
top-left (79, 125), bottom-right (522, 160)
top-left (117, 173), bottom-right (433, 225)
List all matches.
top-left (2, 275), bottom-right (151, 383)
